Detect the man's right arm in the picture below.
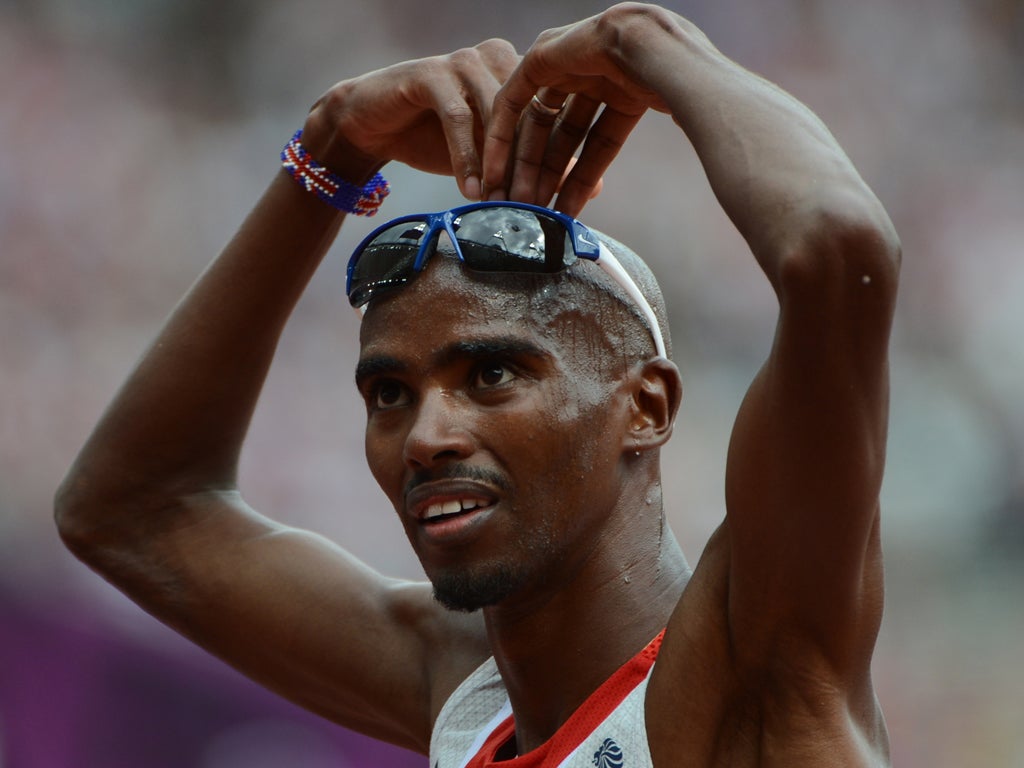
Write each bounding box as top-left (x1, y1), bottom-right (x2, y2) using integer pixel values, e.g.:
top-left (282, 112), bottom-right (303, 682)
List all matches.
top-left (54, 41), bottom-right (518, 753)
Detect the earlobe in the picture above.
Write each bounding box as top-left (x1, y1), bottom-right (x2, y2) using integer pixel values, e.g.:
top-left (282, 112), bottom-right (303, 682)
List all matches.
top-left (623, 358), bottom-right (683, 452)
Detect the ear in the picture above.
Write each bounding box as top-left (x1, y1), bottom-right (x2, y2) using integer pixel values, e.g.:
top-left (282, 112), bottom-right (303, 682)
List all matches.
top-left (621, 357), bottom-right (683, 453)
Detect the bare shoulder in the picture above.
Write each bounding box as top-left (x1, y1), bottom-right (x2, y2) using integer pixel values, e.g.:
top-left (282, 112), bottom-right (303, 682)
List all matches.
top-left (644, 526), bottom-right (890, 767)
top-left (220, 523), bottom-right (492, 747)
top-left (384, 576), bottom-right (493, 724)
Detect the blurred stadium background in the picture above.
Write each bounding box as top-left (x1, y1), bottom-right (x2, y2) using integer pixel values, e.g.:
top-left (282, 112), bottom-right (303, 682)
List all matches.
top-left (1, 0), bottom-right (1022, 765)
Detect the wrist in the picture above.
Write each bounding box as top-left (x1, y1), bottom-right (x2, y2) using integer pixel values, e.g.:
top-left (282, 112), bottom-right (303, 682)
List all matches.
top-left (281, 130), bottom-right (390, 216)
top-left (605, 4), bottom-right (711, 79)
top-left (299, 99), bottom-right (385, 186)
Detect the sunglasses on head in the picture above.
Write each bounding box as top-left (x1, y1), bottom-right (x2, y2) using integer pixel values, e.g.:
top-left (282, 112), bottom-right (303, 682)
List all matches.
top-left (346, 202), bottom-right (667, 358)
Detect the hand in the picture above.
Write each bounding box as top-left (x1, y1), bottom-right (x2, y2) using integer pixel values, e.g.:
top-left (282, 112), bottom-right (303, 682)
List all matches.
top-left (482, 3), bottom-right (677, 217)
top-left (301, 39), bottom-right (520, 200)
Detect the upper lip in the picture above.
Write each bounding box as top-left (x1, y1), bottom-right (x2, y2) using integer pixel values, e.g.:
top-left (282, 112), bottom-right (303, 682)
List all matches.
top-left (405, 479), bottom-right (500, 521)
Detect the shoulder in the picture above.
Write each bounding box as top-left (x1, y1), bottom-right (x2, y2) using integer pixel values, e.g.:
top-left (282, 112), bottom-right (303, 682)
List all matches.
top-left (383, 579), bottom-right (492, 724)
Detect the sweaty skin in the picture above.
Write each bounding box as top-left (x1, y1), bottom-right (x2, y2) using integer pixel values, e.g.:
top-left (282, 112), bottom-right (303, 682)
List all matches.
top-left (56, 4), bottom-right (899, 765)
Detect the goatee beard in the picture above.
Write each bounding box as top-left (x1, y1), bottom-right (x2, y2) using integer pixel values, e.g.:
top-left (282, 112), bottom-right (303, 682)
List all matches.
top-left (430, 563), bottom-right (522, 613)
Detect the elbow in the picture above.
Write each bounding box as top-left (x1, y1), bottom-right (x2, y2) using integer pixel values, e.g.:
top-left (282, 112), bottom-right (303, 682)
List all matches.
top-left (54, 462), bottom-right (138, 562)
top-left (55, 466), bottom-right (179, 589)
top-left (54, 467), bottom-right (102, 559)
top-left (773, 191), bottom-right (901, 314)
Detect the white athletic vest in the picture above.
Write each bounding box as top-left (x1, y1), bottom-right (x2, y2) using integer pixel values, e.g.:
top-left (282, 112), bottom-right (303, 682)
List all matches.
top-left (429, 631), bottom-right (663, 768)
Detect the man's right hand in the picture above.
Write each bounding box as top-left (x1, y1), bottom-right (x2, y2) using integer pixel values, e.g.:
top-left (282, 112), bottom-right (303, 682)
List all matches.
top-left (300, 40), bottom-right (520, 202)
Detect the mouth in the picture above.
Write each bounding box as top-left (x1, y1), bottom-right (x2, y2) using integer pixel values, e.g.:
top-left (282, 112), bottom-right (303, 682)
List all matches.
top-left (405, 479), bottom-right (501, 534)
top-left (421, 496), bottom-right (494, 521)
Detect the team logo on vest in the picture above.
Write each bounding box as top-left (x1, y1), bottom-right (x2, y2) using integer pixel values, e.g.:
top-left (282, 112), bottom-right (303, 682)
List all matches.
top-left (592, 737), bottom-right (624, 768)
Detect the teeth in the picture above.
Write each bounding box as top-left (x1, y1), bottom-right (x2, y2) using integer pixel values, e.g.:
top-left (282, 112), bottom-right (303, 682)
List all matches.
top-left (423, 498), bottom-right (486, 520)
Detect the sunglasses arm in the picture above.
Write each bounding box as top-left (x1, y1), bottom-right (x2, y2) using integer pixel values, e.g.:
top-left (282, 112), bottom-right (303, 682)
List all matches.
top-left (596, 242), bottom-right (667, 359)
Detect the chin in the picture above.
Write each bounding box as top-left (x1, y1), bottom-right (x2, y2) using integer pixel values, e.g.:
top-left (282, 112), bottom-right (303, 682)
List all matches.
top-left (429, 563), bottom-right (523, 613)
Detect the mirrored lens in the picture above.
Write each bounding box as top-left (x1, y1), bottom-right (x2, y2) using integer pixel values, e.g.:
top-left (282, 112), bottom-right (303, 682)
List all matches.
top-left (452, 208), bottom-right (574, 273)
top-left (349, 221), bottom-right (430, 306)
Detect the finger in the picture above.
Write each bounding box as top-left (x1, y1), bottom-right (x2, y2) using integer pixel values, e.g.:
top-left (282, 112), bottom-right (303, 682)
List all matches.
top-left (505, 88), bottom-right (569, 204)
top-left (430, 50), bottom-right (510, 200)
top-left (554, 106), bottom-right (643, 218)
top-left (482, 67), bottom-right (547, 200)
top-left (460, 40), bottom-right (521, 199)
top-left (553, 157), bottom-right (603, 199)
top-left (473, 37), bottom-right (521, 102)
top-left (531, 92), bottom-right (602, 206)
top-left (434, 90), bottom-right (483, 200)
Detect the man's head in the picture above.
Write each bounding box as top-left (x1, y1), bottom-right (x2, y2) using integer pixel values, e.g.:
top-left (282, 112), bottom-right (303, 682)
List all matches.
top-left (352, 205), bottom-right (681, 612)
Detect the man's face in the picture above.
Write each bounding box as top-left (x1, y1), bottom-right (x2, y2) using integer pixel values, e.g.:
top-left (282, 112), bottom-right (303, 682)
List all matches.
top-left (355, 257), bottom-right (631, 612)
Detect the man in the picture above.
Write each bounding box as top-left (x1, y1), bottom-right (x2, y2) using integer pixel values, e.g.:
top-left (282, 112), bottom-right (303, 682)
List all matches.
top-left (56, 4), bottom-right (900, 766)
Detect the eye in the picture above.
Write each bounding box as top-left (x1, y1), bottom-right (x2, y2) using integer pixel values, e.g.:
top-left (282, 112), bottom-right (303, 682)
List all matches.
top-left (372, 380), bottom-right (411, 410)
top-left (472, 362), bottom-right (516, 390)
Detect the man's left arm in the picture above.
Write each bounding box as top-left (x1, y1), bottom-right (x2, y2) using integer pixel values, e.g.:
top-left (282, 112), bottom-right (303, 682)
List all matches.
top-left (633, 11), bottom-right (901, 683)
top-left (483, 2), bottom-right (900, 755)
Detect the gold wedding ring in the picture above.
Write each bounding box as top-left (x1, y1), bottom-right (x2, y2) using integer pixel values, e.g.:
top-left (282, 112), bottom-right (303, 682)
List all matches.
top-left (531, 94), bottom-right (565, 117)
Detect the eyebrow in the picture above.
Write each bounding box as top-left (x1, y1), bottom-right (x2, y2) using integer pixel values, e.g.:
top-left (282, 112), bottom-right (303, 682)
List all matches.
top-left (354, 355), bottom-right (407, 390)
top-left (354, 336), bottom-right (551, 389)
top-left (438, 337), bottom-right (550, 367)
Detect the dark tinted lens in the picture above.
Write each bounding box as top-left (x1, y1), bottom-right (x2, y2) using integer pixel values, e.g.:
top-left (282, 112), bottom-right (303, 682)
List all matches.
top-left (349, 222), bottom-right (429, 306)
top-left (451, 208), bottom-right (573, 273)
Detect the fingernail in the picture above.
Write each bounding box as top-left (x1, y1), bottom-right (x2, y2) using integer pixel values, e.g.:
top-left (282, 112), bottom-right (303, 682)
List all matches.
top-left (487, 188), bottom-right (507, 202)
top-left (464, 175), bottom-right (481, 201)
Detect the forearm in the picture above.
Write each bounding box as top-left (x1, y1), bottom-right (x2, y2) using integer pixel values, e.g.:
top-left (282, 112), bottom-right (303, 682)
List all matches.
top-left (56, 134), bottom-right (377, 538)
top-left (617, 7), bottom-right (899, 280)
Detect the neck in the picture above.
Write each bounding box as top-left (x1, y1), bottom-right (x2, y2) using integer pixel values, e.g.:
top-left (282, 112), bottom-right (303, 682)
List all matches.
top-left (481, 491), bottom-right (689, 755)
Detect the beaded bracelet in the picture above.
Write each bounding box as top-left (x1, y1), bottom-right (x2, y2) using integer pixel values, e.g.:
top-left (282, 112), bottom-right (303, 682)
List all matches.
top-left (280, 130), bottom-right (390, 216)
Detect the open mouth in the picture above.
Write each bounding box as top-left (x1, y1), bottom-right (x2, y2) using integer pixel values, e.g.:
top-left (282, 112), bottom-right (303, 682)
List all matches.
top-left (421, 497), bottom-right (492, 522)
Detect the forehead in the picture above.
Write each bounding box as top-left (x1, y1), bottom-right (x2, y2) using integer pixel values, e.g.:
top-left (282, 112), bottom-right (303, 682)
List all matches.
top-left (358, 255), bottom-right (550, 354)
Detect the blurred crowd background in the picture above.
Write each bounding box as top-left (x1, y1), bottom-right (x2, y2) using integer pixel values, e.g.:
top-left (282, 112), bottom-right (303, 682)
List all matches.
top-left (2, 0), bottom-right (1022, 765)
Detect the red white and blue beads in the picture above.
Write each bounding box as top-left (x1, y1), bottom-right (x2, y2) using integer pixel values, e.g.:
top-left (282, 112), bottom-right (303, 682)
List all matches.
top-left (281, 130), bottom-right (390, 216)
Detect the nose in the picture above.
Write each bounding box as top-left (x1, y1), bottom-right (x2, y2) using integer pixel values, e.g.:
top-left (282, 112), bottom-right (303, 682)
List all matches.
top-left (403, 389), bottom-right (474, 470)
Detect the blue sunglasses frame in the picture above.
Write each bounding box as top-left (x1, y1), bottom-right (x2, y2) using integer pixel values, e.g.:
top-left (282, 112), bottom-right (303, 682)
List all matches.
top-left (346, 201), bottom-right (666, 359)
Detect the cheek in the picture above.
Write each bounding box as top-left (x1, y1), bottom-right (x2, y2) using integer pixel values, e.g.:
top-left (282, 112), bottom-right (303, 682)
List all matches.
top-left (364, 426), bottom-right (406, 504)
top-left (562, 389), bottom-right (629, 485)
top-left (513, 388), bottom-right (618, 478)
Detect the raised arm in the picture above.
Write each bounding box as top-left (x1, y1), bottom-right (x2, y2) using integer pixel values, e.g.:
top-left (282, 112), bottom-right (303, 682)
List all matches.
top-left (484, 4), bottom-right (899, 761)
top-left (55, 41), bottom-right (518, 753)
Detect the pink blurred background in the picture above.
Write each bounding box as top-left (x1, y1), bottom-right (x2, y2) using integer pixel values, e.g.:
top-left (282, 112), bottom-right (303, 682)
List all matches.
top-left (2, 0), bottom-right (1022, 765)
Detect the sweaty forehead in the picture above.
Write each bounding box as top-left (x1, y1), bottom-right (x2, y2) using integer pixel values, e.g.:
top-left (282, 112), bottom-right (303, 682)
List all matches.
top-left (355, 251), bottom-right (630, 380)
top-left (358, 256), bottom-right (542, 348)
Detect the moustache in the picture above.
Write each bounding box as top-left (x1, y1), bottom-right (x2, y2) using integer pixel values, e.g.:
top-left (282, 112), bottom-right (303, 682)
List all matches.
top-left (404, 463), bottom-right (511, 497)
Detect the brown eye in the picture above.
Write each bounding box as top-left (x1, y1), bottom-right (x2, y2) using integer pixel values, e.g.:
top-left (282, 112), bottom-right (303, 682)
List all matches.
top-left (374, 381), bottom-right (410, 409)
top-left (474, 363), bottom-right (515, 389)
